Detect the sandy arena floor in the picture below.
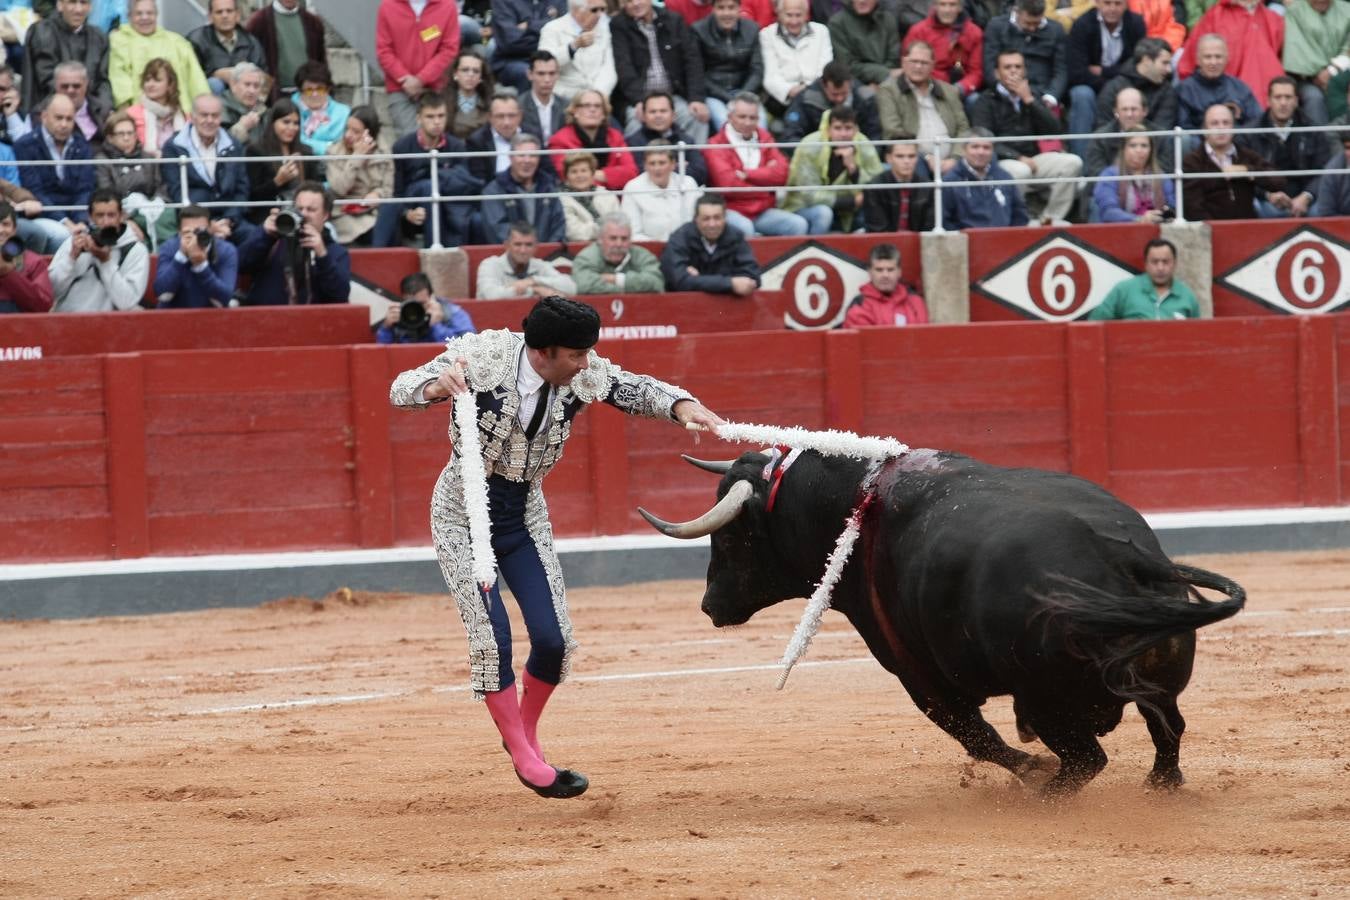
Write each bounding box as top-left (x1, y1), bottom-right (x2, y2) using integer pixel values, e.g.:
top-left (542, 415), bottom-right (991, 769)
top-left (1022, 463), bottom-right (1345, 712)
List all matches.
top-left (2, 549), bottom-right (1349, 898)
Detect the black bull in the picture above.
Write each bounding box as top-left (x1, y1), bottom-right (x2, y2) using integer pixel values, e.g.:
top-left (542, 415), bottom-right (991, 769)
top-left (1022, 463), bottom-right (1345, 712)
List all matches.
top-left (639, 448), bottom-right (1246, 796)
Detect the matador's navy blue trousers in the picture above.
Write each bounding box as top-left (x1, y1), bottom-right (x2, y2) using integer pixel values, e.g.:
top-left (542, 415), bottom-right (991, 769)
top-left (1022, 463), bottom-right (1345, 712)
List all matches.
top-left (481, 475), bottom-right (567, 690)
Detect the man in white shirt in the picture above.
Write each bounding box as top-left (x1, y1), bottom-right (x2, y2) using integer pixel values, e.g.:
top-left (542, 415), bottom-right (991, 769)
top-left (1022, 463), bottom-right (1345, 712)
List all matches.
top-left (538, 0), bottom-right (617, 102)
top-left (621, 144), bottom-right (699, 240)
top-left (521, 50), bottom-right (566, 143)
top-left (466, 94), bottom-right (524, 182)
top-left (759, 0), bottom-right (833, 117)
top-left (476, 219), bottom-right (578, 299)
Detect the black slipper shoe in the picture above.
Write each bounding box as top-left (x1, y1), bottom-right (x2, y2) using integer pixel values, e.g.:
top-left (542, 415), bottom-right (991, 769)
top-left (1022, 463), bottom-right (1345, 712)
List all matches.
top-left (515, 765), bottom-right (589, 799)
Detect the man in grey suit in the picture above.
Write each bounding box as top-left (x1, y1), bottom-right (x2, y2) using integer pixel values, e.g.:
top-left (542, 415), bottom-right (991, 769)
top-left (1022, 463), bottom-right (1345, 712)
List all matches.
top-left (520, 51), bottom-right (567, 144)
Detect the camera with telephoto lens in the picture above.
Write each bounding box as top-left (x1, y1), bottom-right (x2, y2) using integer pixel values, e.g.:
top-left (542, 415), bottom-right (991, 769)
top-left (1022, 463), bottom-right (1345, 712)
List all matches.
top-left (393, 298), bottom-right (432, 341)
top-left (0, 238), bottom-right (22, 262)
top-left (274, 209), bottom-right (302, 237)
top-left (91, 225), bottom-right (121, 248)
top-left (1160, 206), bottom-right (1176, 222)
top-left (193, 227), bottom-right (213, 252)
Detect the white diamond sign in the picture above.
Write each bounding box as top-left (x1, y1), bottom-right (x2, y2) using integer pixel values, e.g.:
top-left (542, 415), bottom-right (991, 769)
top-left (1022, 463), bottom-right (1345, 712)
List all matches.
top-left (759, 241), bottom-right (869, 330)
top-left (976, 234), bottom-right (1137, 321)
top-left (1217, 227), bottom-right (1350, 315)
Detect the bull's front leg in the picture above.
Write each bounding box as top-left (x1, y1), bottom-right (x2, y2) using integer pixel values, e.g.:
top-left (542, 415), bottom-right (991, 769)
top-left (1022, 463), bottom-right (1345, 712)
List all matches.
top-left (907, 690), bottom-right (1057, 783)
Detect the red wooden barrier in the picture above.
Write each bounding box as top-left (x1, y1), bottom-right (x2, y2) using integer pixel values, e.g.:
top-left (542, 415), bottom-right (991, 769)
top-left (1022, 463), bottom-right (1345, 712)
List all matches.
top-left (460, 291), bottom-right (790, 335)
top-left (2, 316), bottom-right (1347, 562)
top-left (1210, 218), bottom-right (1350, 318)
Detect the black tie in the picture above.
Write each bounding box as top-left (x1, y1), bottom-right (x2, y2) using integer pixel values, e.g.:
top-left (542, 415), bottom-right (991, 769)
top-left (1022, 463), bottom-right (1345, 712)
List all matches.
top-left (524, 384), bottom-right (549, 440)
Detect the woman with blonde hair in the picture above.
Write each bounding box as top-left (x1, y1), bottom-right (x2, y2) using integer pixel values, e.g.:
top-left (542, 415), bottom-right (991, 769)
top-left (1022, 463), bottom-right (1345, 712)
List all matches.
top-left (1092, 126), bottom-right (1176, 223)
top-left (546, 89), bottom-right (637, 190)
top-left (558, 152), bottom-right (622, 242)
top-left (125, 58), bottom-right (188, 156)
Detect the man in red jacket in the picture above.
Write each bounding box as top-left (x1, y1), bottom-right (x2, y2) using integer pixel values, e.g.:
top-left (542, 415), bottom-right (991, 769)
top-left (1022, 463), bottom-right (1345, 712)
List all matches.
top-left (843, 242), bottom-right (928, 327)
top-left (904, 0), bottom-right (984, 99)
top-left (377, 0), bottom-right (462, 139)
top-left (706, 92), bottom-right (811, 236)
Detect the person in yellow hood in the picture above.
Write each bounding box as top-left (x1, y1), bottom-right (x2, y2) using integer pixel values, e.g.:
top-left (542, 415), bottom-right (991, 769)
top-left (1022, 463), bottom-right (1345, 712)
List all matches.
top-left (783, 104), bottom-right (883, 233)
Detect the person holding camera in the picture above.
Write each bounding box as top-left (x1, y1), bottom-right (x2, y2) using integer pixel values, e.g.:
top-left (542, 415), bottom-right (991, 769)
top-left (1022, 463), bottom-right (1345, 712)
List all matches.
top-left (376, 272), bottom-right (477, 344)
top-left (152, 204), bottom-right (239, 309)
top-left (0, 201), bottom-right (53, 314)
top-left (48, 188), bottom-right (150, 312)
top-left (237, 181), bottom-right (351, 306)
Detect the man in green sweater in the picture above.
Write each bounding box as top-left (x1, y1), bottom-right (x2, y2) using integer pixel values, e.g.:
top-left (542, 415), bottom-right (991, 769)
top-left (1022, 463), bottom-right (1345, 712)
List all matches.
top-left (827, 0), bottom-right (902, 93)
top-left (1283, 0), bottom-right (1350, 125)
top-left (1087, 238), bottom-right (1201, 321)
top-left (571, 213), bottom-right (665, 294)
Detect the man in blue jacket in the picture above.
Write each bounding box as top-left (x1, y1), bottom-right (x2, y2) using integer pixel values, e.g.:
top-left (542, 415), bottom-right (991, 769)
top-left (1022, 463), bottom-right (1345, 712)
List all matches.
top-left (153, 205), bottom-right (240, 308)
top-left (479, 132), bottom-right (566, 244)
top-left (237, 182), bottom-right (350, 305)
top-left (658, 192), bottom-right (760, 295)
top-left (161, 94), bottom-right (253, 244)
top-left (941, 128), bottom-right (1029, 229)
top-left (490, 0), bottom-right (567, 93)
top-left (13, 94), bottom-right (94, 251)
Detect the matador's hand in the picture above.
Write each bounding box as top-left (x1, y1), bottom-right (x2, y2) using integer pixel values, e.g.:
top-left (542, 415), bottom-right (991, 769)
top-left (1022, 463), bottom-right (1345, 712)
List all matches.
top-left (424, 356), bottom-right (470, 400)
top-left (674, 399), bottom-right (725, 434)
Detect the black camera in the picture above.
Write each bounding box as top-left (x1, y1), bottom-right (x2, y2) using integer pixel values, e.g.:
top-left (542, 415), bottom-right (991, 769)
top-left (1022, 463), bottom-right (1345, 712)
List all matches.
top-left (275, 209), bottom-right (302, 237)
top-left (0, 238), bottom-right (22, 262)
top-left (92, 225), bottom-right (121, 248)
top-left (193, 227), bottom-right (213, 251)
top-left (1160, 206), bottom-right (1176, 222)
top-left (393, 299), bottom-right (432, 341)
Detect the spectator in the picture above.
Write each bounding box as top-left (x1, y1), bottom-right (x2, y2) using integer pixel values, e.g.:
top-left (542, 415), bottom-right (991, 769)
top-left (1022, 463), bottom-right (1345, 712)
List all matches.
top-left (941, 127), bottom-right (1030, 228)
top-left (237, 181), bottom-right (350, 305)
top-left (623, 91), bottom-right (709, 186)
top-left (843, 242), bottom-right (928, 327)
top-left (707, 92), bottom-right (809, 236)
top-left (109, 0), bottom-right (210, 111)
top-left (246, 99), bottom-right (318, 226)
top-left (971, 49), bottom-right (1083, 224)
top-left (162, 93), bottom-right (251, 244)
top-left (490, 0), bottom-right (566, 94)
top-left (781, 59), bottom-right (883, 144)
top-left (244, 0), bottom-right (325, 102)
top-left (1091, 126), bottom-right (1175, 221)
top-left (444, 50), bottom-right (493, 140)
top-left (188, 0), bottom-right (266, 95)
top-left (537, 0), bottom-right (617, 102)
top-left (1083, 86), bottom-right (1171, 177)
top-left (14, 95), bottom-right (95, 250)
top-left (1130, 0), bottom-right (1185, 50)
top-left (1312, 133), bottom-right (1350, 217)
top-left (1327, 80), bottom-right (1350, 160)
top-left (376, 0), bottom-right (462, 139)
top-left (783, 105), bottom-right (882, 232)
top-left (475, 219), bottom-right (576, 298)
top-left (377, 271), bottom-right (477, 343)
top-left (125, 58), bottom-right (188, 157)
top-left (1176, 34), bottom-right (1263, 131)
top-left (0, 201), bottom-right (53, 313)
top-left (221, 61), bottom-right (268, 145)
top-left (21, 0), bottom-right (114, 120)
top-left (828, 0), bottom-right (901, 92)
top-left (291, 61), bottom-right (350, 156)
top-left (372, 93), bottom-right (482, 248)
top-left (904, 0), bottom-right (984, 100)
top-left (481, 132), bottom-right (567, 243)
top-left (151, 204), bottom-right (238, 308)
top-left (1066, 0), bottom-right (1145, 156)
top-left (572, 211), bottom-right (664, 293)
top-left (1095, 36), bottom-right (1176, 128)
top-left (660, 192), bottom-right (760, 295)
top-left (1087, 237), bottom-right (1198, 319)
top-left (667, 0), bottom-right (775, 27)
top-left (692, 0), bottom-right (763, 132)
top-left (50, 61), bottom-right (108, 144)
top-left (1248, 76), bottom-right (1325, 219)
top-left (1178, 0), bottom-right (1285, 105)
top-left (520, 51), bottom-right (567, 144)
top-left (611, 0), bottom-right (711, 143)
top-left (1047, 0), bottom-right (1093, 32)
top-left (0, 64), bottom-right (27, 145)
top-left (1283, 0), bottom-right (1350, 126)
top-left (546, 89), bottom-right (639, 189)
top-left (982, 0), bottom-right (1069, 108)
top-left (466, 93), bottom-right (524, 182)
top-left (1182, 102), bottom-right (1283, 220)
top-left (325, 105), bottom-right (392, 246)
top-left (862, 134), bottom-right (936, 232)
top-left (760, 0), bottom-right (834, 119)
top-left (559, 151), bottom-right (622, 242)
top-left (48, 187), bottom-right (149, 312)
top-left (621, 143), bottom-right (700, 240)
top-left (96, 109), bottom-right (166, 241)
top-left (877, 40), bottom-right (973, 171)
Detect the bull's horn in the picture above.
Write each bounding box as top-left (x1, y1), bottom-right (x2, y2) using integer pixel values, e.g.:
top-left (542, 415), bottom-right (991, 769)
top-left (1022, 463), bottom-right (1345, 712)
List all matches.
top-left (681, 454), bottom-right (736, 475)
top-left (638, 480), bottom-right (754, 539)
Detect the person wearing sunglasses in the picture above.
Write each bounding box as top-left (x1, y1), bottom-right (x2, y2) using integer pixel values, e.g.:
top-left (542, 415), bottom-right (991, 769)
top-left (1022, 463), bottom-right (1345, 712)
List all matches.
top-left (538, 0), bottom-right (617, 103)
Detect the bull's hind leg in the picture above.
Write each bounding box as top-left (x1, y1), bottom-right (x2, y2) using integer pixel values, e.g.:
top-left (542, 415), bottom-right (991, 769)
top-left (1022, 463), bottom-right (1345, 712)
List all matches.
top-left (1023, 717), bottom-right (1108, 797)
top-left (1138, 696), bottom-right (1186, 790)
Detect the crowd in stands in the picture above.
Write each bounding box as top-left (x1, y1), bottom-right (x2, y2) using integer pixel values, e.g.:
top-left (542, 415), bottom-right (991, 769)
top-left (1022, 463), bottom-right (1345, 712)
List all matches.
top-left (0, 0), bottom-right (1348, 321)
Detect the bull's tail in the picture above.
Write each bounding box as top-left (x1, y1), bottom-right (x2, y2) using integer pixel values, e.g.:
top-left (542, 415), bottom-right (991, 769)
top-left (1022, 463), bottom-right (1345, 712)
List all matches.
top-left (1036, 563), bottom-right (1245, 708)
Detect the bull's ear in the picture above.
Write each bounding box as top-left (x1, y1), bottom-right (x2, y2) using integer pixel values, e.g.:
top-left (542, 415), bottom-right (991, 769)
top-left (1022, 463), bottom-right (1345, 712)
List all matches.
top-left (681, 455), bottom-right (736, 475)
top-left (638, 480), bottom-right (754, 539)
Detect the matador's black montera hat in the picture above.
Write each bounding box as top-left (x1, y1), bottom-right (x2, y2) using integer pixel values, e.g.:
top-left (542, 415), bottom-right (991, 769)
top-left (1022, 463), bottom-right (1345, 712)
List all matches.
top-left (523, 296), bottom-right (601, 350)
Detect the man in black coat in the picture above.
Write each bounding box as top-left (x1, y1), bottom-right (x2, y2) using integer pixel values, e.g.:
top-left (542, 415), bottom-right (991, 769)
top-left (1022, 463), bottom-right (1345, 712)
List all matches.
top-left (1065, 0), bottom-right (1145, 156)
top-left (780, 61), bottom-right (882, 146)
top-left (623, 91), bottom-right (709, 185)
top-left (659, 192), bottom-right (761, 295)
top-left (465, 94), bottom-right (525, 183)
top-left (520, 51), bottom-right (567, 145)
top-left (611, 0), bottom-right (710, 143)
top-left (863, 136), bottom-right (935, 232)
top-left (1094, 37), bottom-right (1177, 129)
top-left (1247, 76), bottom-right (1330, 219)
top-left (22, 0), bottom-right (113, 116)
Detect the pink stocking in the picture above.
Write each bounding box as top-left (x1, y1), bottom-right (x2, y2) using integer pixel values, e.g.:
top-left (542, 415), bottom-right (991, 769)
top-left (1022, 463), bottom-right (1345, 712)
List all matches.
top-left (519, 671), bottom-right (557, 760)
top-left (483, 685), bottom-right (555, 787)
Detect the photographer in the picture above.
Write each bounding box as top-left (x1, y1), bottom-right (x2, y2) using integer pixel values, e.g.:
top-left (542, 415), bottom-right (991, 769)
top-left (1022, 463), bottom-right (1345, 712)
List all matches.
top-left (237, 181), bottom-right (351, 306)
top-left (0, 202), bottom-right (53, 314)
top-left (152, 205), bottom-right (239, 309)
top-left (48, 189), bottom-right (150, 313)
top-left (375, 273), bottom-right (477, 344)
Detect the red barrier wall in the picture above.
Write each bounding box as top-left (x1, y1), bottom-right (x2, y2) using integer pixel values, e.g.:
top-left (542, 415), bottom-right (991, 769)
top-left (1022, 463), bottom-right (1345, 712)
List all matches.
top-left (3, 315), bottom-right (1347, 562)
top-left (1210, 218), bottom-right (1350, 318)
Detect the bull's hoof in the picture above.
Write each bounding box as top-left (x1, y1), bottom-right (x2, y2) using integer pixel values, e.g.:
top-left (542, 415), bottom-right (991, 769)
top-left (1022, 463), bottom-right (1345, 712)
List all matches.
top-left (1013, 753), bottom-right (1060, 785)
top-left (1038, 773), bottom-right (1089, 800)
top-left (1145, 767), bottom-right (1185, 792)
